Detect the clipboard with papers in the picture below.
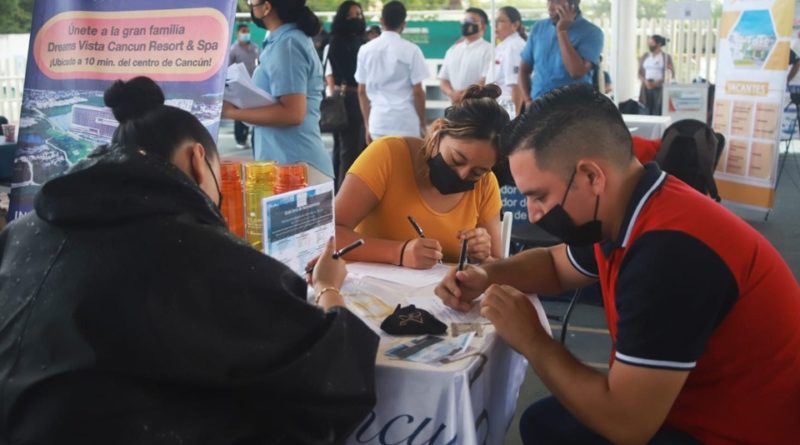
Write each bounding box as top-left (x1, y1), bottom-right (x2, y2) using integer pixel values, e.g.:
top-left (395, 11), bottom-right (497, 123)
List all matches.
top-left (224, 62), bottom-right (276, 109)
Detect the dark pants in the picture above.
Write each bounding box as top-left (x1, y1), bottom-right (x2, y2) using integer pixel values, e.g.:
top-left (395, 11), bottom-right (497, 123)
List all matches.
top-left (234, 120), bottom-right (249, 145)
top-left (520, 396), bottom-right (702, 445)
top-left (332, 88), bottom-right (365, 190)
top-left (644, 86), bottom-right (663, 116)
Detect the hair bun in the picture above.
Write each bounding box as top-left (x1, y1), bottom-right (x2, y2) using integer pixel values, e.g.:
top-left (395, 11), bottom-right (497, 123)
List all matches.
top-left (459, 84), bottom-right (502, 102)
top-left (104, 76), bottom-right (165, 123)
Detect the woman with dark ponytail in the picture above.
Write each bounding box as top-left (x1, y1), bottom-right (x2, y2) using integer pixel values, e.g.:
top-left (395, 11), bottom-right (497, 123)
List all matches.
top-left (0, 76), bottom-right (378, 443)
top-left (638, 34), bottom-right (675, 115)
top-left (223, 0), bottom-right (334, 183)
top-left (489, 6), bottom-right (527, 117)
top-left (334, 84), bottom-right (510, 269)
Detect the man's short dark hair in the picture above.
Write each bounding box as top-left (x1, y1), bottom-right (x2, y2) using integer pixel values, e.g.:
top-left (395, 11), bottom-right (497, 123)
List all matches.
top-left (501, 84), bottom-right (633, 177)
top-left (237, 23), bottom-right (249, 32)
top-left (382, 1), bottom-right (407, 30)
top-left (466, 7), bottom-right (489, 26)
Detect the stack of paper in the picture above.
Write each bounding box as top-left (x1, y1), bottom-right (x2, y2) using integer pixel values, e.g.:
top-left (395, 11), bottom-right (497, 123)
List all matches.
top-left (346, 262), bottom-right (451, 288)
top-left (224, 62), bottom-right (276, 109)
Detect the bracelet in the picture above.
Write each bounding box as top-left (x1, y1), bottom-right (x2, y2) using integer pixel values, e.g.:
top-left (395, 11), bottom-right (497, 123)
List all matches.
top-left (398, 239), bottom-right (411, 266)
top-left (315, 287), bottom-right (340, 305)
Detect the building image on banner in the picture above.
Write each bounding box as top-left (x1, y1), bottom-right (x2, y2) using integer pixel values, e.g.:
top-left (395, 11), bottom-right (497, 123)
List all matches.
top-left (8, 1), bottom-right (237, 222)
top-left (713, 0), bottom-right (796, 211)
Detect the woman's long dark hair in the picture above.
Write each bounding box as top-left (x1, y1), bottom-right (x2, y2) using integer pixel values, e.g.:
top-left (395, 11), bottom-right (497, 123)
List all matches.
top-left (331, 1), bottom-right (363, 36)
top-left (269, 0), bottom-right (321, 37)
top-left (500, 6), bottom-right (526, 41)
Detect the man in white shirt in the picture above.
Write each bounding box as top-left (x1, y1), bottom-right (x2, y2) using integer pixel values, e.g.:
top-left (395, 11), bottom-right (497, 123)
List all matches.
top-left (439, 8), bottom-right (493, 102)
top-left (355, 1), bottom-right (429, 144)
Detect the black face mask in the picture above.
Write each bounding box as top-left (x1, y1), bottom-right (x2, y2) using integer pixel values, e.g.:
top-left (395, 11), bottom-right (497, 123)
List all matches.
top-left (461, 22), bottom-right (480, 37)
top-left (204, 156), bottom-right (223, 210)
top-left (428, 153), bottom-right (476, 195)
top-left (251, 9), bottom-right (266, 29)
top-left (536, 169), bottom-right (603, 246)
top-left (648, 45), bottom-right (657, 52)
top-left (343, 18), bottom-right (366, 35)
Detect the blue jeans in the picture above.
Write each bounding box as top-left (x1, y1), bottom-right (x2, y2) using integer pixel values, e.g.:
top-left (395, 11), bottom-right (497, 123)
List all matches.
top-left (520, 396), bottom-right (702, 445)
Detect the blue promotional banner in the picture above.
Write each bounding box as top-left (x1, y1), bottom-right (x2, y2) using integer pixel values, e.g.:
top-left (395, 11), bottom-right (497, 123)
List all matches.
top-left (8, 0), bottom-right (238, 221)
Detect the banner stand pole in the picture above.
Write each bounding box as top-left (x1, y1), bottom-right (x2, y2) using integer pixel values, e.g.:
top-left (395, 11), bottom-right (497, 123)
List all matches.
top-left (766, 96), bottom-right (800, 221)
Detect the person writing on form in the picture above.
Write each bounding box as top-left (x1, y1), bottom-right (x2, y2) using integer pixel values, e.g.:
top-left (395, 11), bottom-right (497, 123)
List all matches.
top-left (335, 84), bottom-right (510, 269)
top-left (436, 84), bottom-right (800, 445)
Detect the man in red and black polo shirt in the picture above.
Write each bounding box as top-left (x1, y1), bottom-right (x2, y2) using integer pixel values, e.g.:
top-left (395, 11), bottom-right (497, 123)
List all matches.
top-left (435, 84), bottom-right (800, 445)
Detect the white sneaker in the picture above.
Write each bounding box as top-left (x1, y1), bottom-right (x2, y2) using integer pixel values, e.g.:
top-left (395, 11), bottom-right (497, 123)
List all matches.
top-left (236, 143), bottom-right (248, 149)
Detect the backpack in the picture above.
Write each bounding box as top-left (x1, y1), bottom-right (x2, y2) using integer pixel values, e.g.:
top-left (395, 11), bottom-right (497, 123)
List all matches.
top-left (619, 99), bottom-right (647, 115)
top-left (656, 119), bottom-right (724, 202)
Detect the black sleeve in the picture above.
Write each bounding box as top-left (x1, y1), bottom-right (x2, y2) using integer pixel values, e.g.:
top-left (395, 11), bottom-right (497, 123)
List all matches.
top-left (78, 221), bottom-right (379, 442)
top-left (791, 50), bottom-right (798, 65)
top-left (566, 244), bottom-right (599, 278)
top-left (614, 231), bottom-right (738, 370)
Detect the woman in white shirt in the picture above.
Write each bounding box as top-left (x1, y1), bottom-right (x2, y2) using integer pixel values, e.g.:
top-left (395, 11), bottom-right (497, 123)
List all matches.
top-left (489, 6), bottom-right (527, 117)
top-left (638, 34), bottom-right (675, 115)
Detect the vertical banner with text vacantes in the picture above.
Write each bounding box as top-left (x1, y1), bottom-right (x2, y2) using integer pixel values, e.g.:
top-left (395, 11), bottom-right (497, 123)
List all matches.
top-left (8, 0), bottom-right (237, 221)
top-left (713, 0), bottom-right (796, 210)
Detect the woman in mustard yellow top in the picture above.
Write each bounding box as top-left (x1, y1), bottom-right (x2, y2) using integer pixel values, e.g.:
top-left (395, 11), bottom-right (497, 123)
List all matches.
top-left (335, 85), bottom-right (510, 268)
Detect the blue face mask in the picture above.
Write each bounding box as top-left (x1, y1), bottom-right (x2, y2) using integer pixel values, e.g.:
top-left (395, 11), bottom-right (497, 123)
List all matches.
top-left (239, 33), bottom-right (251, 43)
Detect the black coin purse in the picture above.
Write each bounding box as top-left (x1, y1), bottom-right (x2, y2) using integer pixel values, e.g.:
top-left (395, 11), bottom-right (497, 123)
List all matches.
top-left (380, 304), bottom-right (447, 336)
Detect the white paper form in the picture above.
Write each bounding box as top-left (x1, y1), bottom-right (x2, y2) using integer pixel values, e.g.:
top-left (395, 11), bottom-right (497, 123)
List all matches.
top-left (262, 182), bottom-right (335, 277)
top-left (411, 295), bottom-right (489, 324)
top-left (224, 62), bottom-right (276, 108)
top-left (346, 262), bottom-right (453, 288)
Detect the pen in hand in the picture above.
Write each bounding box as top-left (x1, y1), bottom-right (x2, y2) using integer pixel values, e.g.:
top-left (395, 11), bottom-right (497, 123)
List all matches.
top-left (407, 215), bottom-right (425, 238)
top-left (457, 238), bottom-right (468, 272)
top-left (332, 239), bottom-right (364, 259)
top-left (305, 239), bottom-right (365, 274)
top-left (454, 238), bottom-right (468, 291)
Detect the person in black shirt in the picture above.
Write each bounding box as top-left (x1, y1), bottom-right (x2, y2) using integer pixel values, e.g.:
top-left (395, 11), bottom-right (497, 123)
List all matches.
top-left (0, 77), bottom-right (378, 444)
top-left (324, 1), bottom-right (367, 189)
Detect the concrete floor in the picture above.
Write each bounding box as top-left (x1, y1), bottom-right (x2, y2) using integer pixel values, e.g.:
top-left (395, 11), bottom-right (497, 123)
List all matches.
top-left (217, 120), bottom-right (800, 445)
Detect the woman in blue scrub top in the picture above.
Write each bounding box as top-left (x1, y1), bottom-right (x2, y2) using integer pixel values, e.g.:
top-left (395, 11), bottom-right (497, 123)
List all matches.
top-left (223, 0), bottom-right (334, 182)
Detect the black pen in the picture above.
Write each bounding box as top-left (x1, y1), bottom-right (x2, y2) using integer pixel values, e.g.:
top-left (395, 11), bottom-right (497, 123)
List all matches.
top-left (305, 239), bottom-right (365, 274)
top-left (457, 238), bottom-right (468, 271)
top-left (332, 239), bottom-right (364, 259)
top-left (407, 215), bottom-right (425, 238)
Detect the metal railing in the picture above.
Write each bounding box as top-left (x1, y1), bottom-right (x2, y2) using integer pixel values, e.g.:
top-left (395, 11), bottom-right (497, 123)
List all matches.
top-left (596, 17), bottom-right (719, 84)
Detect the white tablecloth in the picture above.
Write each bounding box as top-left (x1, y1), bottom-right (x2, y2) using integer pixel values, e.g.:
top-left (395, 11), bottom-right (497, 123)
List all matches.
top-left (341, 267), bottom-right (551, 445)
top-left (622, 114), bottom-right (672, 139)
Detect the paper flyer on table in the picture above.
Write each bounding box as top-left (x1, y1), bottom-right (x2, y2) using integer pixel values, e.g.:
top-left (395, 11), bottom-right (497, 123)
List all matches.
top-left (262, 182), bottom-right (334, 277)
top-left (224, 62), bottom-right (275, 108)
top-left (384, 333), bottom-right (475, 365)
